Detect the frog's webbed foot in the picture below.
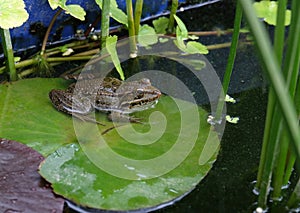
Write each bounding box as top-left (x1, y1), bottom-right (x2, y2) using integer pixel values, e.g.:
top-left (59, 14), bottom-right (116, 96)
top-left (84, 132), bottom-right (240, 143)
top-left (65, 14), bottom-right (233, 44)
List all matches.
top-left (72, 112), bottom-right (105, 126)
top-left (108, 112), bottom-right (144, 124)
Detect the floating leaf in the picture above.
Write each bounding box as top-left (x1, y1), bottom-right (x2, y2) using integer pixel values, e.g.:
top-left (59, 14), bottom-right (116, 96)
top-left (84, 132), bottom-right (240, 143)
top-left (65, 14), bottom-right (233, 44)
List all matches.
top-left (226, 115), bottom-right (240, 124)
top-left (40, 95), bottom-right (220, 211)
top-left (0, 0), bottom-right (29, 29)
top-left (0, 78), bottom-right (220, 211)
top-left (253, 0), bottom-right (291, 26)
top-left (225, 94), bottom-right (237, 103)
top-left (0, 78), bottom-right (75, 156)
top-left (0, 139), bottom-right (64, 212)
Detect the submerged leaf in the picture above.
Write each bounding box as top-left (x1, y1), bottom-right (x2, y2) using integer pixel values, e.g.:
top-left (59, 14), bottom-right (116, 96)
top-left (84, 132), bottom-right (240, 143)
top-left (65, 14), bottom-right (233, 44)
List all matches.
top-left (0, 139), bottom-right (64, 212)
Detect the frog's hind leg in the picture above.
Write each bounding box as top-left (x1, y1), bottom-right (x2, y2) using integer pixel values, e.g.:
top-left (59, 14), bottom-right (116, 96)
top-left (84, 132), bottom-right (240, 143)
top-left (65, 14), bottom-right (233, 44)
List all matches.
top-left (72, 112), bottom-right (105, 126)
top-left (108, 112), bottom-right (143, 124)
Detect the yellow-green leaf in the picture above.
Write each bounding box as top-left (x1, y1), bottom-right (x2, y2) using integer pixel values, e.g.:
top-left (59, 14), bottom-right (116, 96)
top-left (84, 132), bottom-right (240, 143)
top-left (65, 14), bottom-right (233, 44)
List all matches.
top-left (253, 0), bottom-right (291, 26)
top-left (0, 0), bottom-right (29, 29)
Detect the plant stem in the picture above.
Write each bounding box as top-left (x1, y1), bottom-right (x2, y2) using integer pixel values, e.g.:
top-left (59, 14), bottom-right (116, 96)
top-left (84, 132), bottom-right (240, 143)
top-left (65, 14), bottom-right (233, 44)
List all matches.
top-left (126, 0), bottom-right (137, 56)
top-left (214, 1), bottom-right (242, 121)
top-left (287, 179), bottom-right (300, 209)
top-left (41, 9), bottom-right (63, 55)
top-left (239, 0), bottom-right (300, 205)
top-left (256, 0), bottom-right (287, 192)
top-left (0, 29), bottom-right (17, 81)
top-left (134, 0), bottom-right (144, 34)
top-left (167, 0), bottom-right (179, 33)
top-left (101, 0), bottom-right (110, 49)
top-left (272, 129), bottom-right (289, 199)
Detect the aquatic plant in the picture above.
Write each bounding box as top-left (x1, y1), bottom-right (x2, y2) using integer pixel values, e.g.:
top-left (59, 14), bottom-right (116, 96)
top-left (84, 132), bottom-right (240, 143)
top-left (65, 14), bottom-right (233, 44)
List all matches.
top-left (239, 0), bottom-right (300, 210)
top-left (0, 0), bottom-right (29, 81)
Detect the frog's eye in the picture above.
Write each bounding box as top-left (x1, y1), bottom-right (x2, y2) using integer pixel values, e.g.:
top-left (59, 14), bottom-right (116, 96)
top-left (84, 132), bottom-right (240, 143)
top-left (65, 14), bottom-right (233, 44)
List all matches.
top-left (136, 89), bottom-right (145, 98)
top-left (140, 78), bottom-right (151, 85)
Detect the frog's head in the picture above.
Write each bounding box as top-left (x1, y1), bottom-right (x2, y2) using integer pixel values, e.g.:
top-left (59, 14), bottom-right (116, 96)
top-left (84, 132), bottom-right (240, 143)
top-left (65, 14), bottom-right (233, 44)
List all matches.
top-left (120, 78), bottom-right (161, 113)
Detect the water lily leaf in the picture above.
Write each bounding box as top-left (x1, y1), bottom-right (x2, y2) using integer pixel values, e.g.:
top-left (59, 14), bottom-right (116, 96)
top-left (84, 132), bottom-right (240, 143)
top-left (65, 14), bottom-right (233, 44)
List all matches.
top-left (0, 0), bottom-right (29, 29)
top-left (0, 139), bottom-right (64, 212)
top-left (0, 78), bottom-right (75, 156)
top-left (153, 17), bottom-right (169, 34)
top-left (0, 78), bottom-right (220, 211)
top-left (253, 0), bottom-right (291, 26)
top-left (39, 95), bottom-right (220, 211)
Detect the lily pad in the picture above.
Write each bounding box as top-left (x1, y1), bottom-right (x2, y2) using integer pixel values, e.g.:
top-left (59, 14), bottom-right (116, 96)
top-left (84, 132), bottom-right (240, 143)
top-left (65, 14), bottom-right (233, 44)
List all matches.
top-left (0, 78), bottom-right (220, 211)
top-left (0, 139), bottom-right (64, 212)
top-left (40, 96), bottom-right (220, 210)
top-left (0, 78), bottom-right (75, 156)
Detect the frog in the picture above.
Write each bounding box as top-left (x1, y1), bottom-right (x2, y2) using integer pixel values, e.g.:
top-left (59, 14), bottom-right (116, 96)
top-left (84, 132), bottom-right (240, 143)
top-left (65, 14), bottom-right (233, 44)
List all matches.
top-left (49, 77), bottom-right (161, 124)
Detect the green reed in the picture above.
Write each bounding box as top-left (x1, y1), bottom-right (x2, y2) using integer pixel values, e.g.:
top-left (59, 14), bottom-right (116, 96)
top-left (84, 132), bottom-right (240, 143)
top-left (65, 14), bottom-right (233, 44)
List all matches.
top-left (214, 1), bottom-right (242, 121)
top-left (126, 0), bottom-right (137, 55)
top-left (100, 0), bottom-right (111, 49)
top-left (239, 0), bottom-right (300, 210)
top-left (134, 0), bottom-right (144, 34)
top-left (0, 29), bottom-right (17, 81)
top-left (167, 0), bottom-right (178, 33)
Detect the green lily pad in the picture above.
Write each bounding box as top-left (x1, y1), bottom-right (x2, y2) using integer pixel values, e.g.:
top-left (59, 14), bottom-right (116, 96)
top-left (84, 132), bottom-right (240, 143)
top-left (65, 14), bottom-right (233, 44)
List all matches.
top-left (39, 96), bottom-right (220, 210)
top-left (0, 0), bottom-right (29, 29)
top-left (0, 78), bottom-right (75, 156)
top-left (0, 78), bottom-right (220, 211)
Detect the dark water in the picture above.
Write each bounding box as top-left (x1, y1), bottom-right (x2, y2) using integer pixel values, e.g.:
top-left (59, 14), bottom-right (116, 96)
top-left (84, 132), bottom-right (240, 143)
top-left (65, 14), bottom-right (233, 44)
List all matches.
top-left (157, 87), bottom-right (267, 213)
